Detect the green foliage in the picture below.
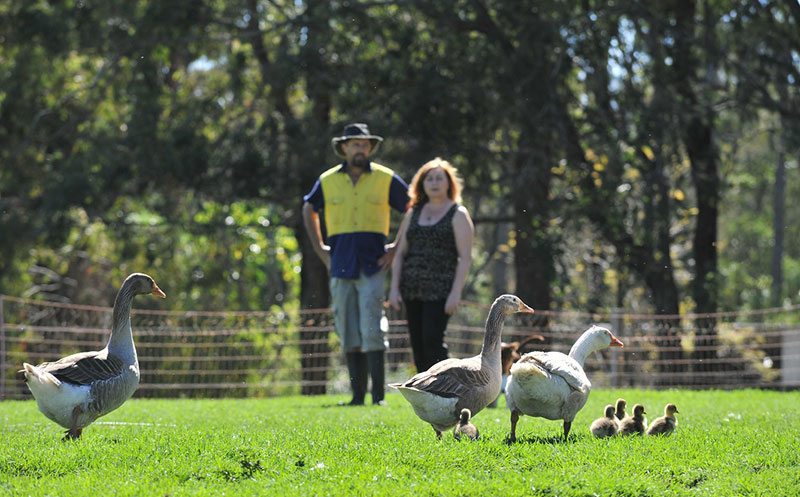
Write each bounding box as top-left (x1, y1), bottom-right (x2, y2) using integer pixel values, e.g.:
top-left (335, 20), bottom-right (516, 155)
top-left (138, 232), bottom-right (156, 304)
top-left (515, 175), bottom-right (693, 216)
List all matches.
top-left (1, 0), bottom-right (799, 318)
top-left (10, 197), bottom-right (299, 311)
top-left (718, 112), bottom-right (800, 310)
top-left (1, 390), bottom-right (799, 496)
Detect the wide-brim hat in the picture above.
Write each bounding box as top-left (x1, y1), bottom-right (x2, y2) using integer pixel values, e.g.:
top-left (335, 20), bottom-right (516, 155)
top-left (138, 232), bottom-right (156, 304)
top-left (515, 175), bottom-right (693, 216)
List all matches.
top-left (331, 123), bottom-right (384, 157)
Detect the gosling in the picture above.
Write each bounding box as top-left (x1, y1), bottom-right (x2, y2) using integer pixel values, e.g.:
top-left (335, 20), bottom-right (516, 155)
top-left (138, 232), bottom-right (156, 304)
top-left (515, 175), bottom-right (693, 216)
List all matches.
top-left (454, 408), bottom-right (480, 441)
top-left (618, 403), bottom-right (647, 436)
top-left (646, 403), bottom-right (679, 436)
top-left (615, 398), bottom-right (627, 421)
top-left (590, 405), bottom-right (619, 438)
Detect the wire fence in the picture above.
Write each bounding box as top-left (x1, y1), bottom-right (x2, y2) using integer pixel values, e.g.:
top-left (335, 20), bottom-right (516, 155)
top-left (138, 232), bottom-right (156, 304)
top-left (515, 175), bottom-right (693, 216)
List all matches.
top-left (2, 294), bottom-right (800, 400)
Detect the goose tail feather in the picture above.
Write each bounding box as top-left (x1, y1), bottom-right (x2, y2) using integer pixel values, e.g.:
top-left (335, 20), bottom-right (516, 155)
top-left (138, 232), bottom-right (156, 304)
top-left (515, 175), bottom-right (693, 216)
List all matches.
top-left (509, 359), bottom-right (547, 380)
top-left (22, 363), bottom-right (61, 388)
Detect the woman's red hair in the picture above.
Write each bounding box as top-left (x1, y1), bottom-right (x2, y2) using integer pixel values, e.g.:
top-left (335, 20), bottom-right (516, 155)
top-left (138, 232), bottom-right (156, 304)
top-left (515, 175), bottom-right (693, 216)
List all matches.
top-left (408, 157), bottom-right (463, 209)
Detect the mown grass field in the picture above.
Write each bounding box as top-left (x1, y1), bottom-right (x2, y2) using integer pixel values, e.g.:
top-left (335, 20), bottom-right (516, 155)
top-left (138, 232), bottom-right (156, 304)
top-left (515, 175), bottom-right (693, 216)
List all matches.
top-left (1, 388), bottom-right (799, 496)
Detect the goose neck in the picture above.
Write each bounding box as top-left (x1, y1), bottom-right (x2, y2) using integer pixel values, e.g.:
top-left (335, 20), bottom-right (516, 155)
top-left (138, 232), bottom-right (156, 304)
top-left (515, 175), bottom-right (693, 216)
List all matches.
top-left (568, 332), bottom-right (600, 367)
top-left (107, 281), bottom-right (138, 363)
top-left (480, 305), bottom-right (507, 365)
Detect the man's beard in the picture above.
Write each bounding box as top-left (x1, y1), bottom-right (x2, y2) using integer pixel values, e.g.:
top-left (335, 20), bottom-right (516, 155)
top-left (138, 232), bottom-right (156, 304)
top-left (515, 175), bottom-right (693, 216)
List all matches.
top-left (351, 153), bottom-right (368, 168)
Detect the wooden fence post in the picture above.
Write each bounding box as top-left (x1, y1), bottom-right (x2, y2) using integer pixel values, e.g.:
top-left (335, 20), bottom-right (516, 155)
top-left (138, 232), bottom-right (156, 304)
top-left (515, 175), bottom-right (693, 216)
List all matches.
top-left (782, 328), bottom-right (800, 388)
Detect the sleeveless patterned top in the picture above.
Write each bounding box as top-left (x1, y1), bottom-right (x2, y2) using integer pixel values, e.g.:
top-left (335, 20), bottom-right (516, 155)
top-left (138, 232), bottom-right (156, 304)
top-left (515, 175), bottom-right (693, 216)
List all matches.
top-left (400, 203), bottom-right (459, 301)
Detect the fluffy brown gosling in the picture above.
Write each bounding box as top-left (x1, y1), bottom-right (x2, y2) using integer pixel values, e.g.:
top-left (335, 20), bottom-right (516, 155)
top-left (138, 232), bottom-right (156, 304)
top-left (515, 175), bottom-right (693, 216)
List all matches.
top-left (454, 408), bottom-right (480, 441)
top-left (646, 403), bottom-right (679, 436)
top-left (618, 403), bottom-right (647, 436)
top-left (590, 405), bottom-right (619, 438)
top-left (615, 398), bottom-right (627, 420)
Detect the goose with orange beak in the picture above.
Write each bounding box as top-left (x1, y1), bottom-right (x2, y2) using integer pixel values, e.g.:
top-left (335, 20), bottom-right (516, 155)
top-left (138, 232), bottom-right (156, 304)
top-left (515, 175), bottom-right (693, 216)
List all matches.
top-left (391, 294), bottom-right (534, 439)
top-left (20, 273), bottom-right (165, 440)
top-left (506, 324), bottom-right (624, 441)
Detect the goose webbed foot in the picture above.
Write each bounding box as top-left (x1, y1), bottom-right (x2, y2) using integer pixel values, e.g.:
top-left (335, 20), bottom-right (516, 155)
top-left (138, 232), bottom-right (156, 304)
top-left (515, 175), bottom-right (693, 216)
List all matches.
top-left (509, 409), bottom-right (520, 443)
top-left (62, 405), bottom-right (83, 441)
top-left (62, 428), bottom-right (82, 441)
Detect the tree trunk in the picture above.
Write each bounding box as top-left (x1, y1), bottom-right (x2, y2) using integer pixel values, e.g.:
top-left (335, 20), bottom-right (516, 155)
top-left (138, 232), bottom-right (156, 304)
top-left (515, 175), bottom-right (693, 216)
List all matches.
top-left (687, 118), bottom-right (718, 315)
top-left (687, 113), bottom-right (719, 369)
top-left (295, 1), bottom-right (335, 396)
top-left (771, 88), bottom-right (789, 306)
top-left (492, 221), bottom-right (510, 298)
top-left (674, 0), bottom-right (721, 380)
top-left (298, 222), bottom-right (331, 395)
top-left (771, 141), bottom-right (785, 306)
top-left (511, 150), bottom-right (553, 327)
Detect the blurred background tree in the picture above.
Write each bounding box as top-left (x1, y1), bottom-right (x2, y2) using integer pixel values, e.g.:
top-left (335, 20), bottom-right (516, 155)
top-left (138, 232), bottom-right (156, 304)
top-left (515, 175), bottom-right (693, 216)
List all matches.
top-left (1, 0), bottom-right (798, 321)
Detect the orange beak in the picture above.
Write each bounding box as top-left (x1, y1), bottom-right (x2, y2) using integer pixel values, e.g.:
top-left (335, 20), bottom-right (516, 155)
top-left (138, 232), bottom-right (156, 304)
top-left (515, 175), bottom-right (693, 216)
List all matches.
top-left (610, 334), bottom-right (624, 347)
top-left (152, 283), bottom-right (167, 298)
top-left (519, 302), bottom-right (535, 313)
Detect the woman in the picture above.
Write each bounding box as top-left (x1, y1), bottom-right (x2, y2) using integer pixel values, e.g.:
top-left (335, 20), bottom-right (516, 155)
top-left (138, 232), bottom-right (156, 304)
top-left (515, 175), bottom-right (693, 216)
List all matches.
top-left (389, 158), bottom-right (474, 372)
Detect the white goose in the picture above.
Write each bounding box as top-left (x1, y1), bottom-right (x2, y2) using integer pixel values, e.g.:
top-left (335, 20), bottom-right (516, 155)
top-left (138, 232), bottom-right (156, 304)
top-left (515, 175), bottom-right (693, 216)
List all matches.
top-left (20, 273), bottom-right (165, 440)
top-left (505, 324), bottom-right (623, 441)
top-left (390, 294), bottom-right (534, 439)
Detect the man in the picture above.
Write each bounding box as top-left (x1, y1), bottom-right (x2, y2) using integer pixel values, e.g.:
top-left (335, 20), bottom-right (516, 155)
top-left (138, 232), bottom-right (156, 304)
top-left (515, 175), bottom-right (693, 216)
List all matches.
top-left (303, 123), bottom-right (409, 405)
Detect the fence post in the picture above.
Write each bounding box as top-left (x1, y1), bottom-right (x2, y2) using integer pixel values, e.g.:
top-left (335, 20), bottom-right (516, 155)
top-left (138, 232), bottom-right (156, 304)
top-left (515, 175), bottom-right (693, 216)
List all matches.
top-left (782, 328), bottom-right (800, 388)
top-left (0, 295), bottom-right (6, 400)
top-left (610, 308), bottom-right (623, 389)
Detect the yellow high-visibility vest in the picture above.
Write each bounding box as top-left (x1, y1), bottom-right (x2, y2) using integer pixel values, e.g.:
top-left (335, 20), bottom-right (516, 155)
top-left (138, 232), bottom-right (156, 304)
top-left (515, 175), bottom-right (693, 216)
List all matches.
top-left (320, 163), bottom-right (394, 236)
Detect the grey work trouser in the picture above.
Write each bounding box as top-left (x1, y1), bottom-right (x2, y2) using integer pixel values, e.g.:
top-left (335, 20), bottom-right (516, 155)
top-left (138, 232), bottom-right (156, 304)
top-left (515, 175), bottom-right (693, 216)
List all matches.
top-left (329, 271), bottom-right (386, 352)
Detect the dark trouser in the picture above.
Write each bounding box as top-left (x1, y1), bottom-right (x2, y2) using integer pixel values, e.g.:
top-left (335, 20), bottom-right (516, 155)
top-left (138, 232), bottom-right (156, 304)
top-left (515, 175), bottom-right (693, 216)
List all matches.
top-left (345, 352), bottom-right (368, 405)
top-left (345, 351), bottom-right (385, 404)
top-left (404, 299), bottom-right (450, 372)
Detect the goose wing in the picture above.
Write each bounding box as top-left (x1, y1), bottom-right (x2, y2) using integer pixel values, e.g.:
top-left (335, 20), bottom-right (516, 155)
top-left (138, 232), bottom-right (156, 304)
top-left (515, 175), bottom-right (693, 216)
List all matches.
top-left (397, 358), bottom-right (489, 398)
top-left (517, 351), bottom-right (591, 392)
top-left (36, 350), bottom-right (124, 386)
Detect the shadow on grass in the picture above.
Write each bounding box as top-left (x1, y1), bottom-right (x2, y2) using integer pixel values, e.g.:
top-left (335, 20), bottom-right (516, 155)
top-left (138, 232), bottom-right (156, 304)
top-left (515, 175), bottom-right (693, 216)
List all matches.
top-left (505, 433), bottom-right (578, 445)
top-left (317, 399), bottom-right (391, 408)
top-left (317, 401), bottom-right (367, 409)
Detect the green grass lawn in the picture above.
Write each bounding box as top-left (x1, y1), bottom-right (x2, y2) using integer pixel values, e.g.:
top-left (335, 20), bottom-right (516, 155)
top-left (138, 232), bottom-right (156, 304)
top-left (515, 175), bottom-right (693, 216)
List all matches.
top-left (2, 389), bottom-right (799, 496)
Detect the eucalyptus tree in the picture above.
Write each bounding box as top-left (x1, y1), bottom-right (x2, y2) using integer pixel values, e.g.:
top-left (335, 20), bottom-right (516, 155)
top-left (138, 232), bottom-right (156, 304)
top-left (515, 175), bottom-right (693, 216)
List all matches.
top-left (0, 1), bottom-right (220, 293)
top-left (399, 2), bottom-right (589, 321)
top-left (725, 0), bottom-right (800, 308)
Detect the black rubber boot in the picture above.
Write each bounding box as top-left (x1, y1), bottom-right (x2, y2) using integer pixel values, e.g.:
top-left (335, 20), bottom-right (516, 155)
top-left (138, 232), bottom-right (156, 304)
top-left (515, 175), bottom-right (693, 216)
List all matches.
top-left (367, 350), bottom-right (386, 405)
top-left (344, 352), bottom-right (367, 405)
